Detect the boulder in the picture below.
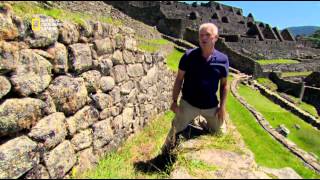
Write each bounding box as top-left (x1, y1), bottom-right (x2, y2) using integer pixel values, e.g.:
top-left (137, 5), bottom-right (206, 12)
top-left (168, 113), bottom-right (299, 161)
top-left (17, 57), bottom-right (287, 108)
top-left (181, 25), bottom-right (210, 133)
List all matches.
top-left (28, 112), bottom-right (67, 149)
top-left (47, 76), bottom-right (88, 115)
top-left (68, 43), bottom-right (92, 74)
top-left (0, 136), bottom-right (39, 179)
top-left (44, 141), bottom-right (76, 178)
top-left (10, 49), bottom-right (52, 96)
top-left (0, 98), bottom-right (45, 136)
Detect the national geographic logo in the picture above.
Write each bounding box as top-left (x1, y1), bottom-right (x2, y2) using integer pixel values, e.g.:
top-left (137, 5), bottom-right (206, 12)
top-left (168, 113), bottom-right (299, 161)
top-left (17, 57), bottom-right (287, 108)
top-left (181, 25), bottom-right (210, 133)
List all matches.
top-left (31, 17), bottom-right (41, 31)
top-left (31, 17), bottom-right (62, 31)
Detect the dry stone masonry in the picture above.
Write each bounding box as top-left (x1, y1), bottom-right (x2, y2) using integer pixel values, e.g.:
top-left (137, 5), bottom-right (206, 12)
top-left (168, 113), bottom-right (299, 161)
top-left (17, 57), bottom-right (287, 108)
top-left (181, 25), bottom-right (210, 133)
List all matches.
top-left (0, 5), bottom-right (175, 179)
top-left (106, 1), bottom-right (320, 76)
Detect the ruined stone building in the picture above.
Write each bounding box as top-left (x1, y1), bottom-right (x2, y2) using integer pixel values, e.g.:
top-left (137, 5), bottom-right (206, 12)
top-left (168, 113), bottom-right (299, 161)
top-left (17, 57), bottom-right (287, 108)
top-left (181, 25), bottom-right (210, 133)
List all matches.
top-left (106, 1), bottom-right (320, 61)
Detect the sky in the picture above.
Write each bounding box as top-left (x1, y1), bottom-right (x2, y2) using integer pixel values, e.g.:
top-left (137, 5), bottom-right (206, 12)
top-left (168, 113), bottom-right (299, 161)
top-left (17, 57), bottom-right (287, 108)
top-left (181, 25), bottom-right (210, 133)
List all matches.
top-left (184, 1), bottom-right (320, 30)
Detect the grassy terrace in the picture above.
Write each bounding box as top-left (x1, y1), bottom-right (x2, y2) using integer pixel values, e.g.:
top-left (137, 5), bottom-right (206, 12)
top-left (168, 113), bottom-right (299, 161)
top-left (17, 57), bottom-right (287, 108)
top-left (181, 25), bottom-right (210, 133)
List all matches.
top-left (238, 84), bottom-right (320, 161)
top-left (228, 83), bottom-right (320, 178)
top-left (286, 94), bottom-right (319, 118)
top-left (166, 48), bottom-right (184, 72)
top-left (256, 78), bottom-right (318, 117)
top-left (281, 71), bottom-right (313, 78)
top-left (137, 37), bottom-right (172, 53)
top-left (6, 2), bottom-right (122, 26)
top-left (257, 59), bottom-right (300, 65)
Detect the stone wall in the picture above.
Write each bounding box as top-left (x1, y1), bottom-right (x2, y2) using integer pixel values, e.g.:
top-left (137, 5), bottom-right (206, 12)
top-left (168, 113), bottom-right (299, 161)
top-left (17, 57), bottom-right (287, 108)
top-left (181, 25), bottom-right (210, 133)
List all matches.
top-left (0, 7), bottom-right (175, 179)
top-left (305, 72), bottom-right (320, 88)
top-left (226, 38), bottom-right (320, 60)
top-left (260, 62), bottom-right (320, 73)
top-left (269, 73), bottom-right (320, 115)
top-left (216, 39), bottom-right (263, 77)
top-left (252, 81), bottom-right (320, 129)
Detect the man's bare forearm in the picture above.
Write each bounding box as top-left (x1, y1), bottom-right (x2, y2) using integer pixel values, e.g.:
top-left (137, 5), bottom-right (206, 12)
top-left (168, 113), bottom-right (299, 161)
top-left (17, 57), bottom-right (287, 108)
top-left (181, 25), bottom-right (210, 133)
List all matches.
top-left (219, 79), bottom-right (228, 109)
top-left (172, 76), bottom-right (183, 101)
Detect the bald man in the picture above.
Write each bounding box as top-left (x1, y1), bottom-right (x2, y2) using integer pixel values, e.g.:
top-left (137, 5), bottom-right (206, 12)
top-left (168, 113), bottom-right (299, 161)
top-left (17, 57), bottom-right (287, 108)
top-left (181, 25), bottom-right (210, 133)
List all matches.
top-left (162, 23), bottom-right (229, 153)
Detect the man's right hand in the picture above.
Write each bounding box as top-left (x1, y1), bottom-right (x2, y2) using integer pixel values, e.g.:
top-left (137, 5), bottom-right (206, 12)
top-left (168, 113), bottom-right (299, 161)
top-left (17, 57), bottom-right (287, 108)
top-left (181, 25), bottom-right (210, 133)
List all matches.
top-left (170, 102), bottom-right (180, 114)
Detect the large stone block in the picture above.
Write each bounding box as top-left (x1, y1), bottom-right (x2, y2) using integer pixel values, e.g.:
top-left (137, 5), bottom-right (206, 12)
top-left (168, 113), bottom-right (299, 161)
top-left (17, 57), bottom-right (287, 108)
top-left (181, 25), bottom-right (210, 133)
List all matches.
top-left (120, 81), bottom-right (135, 95)
top-left (73, 147), bottom-right (98, 174)
top-left (93, 55), bottom-right (113, 75)
top-left (79, 20), bottom-right (93, 38)
top-left (91, 92), bottom-right (113, 110)
top-left (36, 91), bottom-right (57, 115)
top-left (68, 43), bottom-right (92, 74)
top-left (92, 21), bottom-right (104, 39)
top-left (124, 36), bottom-right (137, 51)
top-left (25, 165), bottom-right (50, 179)
top-left (10, 49), bottom-right (52, 96)
top-left (28, 112), bottom-right (67, 150)
top-left (58, 21), bottom-right (79, 45)
top-left (0, 98), bottom-right (45, 136)
top-left (111, 50), bottom-right (124, 65)
top-left (47, 76), bottom-right (88, 115)
top-left (0, 7), bottom-right (18, 40)
top-left (46, 42), bottom-right (68, 74)
top-left (0, 76), bottom-right (11, 99)
top-left (71, 129), bottom-right (93, 152)
top-left (122, 49), bottom-right (135, 64)
top-left (122, 107), bottom-right (134, 128)
top-left (0, 136), bottom-right (39, 179)
top-left (100, 76), bottom-right (115, 92)
top-left (112, 65), bottom-right (128, 83)
top-left (140, 66), bottom-right (158, 90)
top-left (126, 64), bottom-right (144, 77)
top-left (93, 119), bottom-right (114, 150)
top-left (94, 38), bottom-right (114, 55)
top-left (44, 141), bottom-right (76, 179)
top-left (110, 86), bottom-right (121, 105)
top-left (0, 41), bottom-right (22, 74)
top-left (66, 106), bottom-right (99, 135)
top-left (80, 70), bottom-right (101, 93)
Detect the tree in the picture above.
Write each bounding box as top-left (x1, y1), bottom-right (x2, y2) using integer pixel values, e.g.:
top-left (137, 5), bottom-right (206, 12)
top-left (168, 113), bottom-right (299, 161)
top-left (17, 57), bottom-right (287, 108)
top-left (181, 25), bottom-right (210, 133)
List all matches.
top-left (310, 29), bottom-right (320, 39)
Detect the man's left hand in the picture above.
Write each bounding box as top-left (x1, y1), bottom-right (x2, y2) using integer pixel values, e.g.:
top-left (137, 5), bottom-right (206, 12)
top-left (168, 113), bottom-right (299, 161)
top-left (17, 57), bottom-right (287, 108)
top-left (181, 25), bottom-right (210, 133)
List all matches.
top-left (216, 107), bottom-right (226, 123)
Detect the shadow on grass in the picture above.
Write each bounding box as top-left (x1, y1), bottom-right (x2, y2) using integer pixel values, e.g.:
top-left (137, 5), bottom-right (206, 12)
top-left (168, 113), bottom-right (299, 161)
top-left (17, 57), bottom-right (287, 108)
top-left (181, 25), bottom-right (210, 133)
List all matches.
top-left (133, 124), bottom-right (209, 174)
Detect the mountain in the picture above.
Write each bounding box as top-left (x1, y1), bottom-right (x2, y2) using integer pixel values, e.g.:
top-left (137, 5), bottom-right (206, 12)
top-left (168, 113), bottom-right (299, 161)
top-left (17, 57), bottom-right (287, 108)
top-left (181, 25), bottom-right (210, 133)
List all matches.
top-left (285, 26), bottom-right (320, 37)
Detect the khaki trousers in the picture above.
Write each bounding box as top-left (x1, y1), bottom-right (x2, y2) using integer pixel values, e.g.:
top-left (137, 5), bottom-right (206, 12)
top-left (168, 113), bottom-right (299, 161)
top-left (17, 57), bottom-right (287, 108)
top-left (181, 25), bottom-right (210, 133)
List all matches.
top-left (163, 99), bottom-right (226, 152)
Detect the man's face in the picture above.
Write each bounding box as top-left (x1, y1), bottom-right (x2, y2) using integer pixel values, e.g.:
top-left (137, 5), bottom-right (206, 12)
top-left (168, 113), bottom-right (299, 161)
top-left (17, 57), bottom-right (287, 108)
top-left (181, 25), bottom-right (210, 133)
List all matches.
top-left (199, 27), bottom-right (218, 49)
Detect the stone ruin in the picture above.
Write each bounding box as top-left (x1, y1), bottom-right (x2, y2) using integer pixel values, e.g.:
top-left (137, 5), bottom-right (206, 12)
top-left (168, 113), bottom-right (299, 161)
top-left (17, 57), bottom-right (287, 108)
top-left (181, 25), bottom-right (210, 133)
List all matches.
top-left (106, 1), bottom-right (320, 71)
top-left (0, 4), bottom-right (175, 178)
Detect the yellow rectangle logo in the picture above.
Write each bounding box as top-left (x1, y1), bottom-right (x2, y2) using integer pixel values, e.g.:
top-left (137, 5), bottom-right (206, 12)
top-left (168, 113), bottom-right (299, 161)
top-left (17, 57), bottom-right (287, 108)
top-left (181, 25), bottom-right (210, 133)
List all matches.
top-left (32, 18), bottom-right (41, 31)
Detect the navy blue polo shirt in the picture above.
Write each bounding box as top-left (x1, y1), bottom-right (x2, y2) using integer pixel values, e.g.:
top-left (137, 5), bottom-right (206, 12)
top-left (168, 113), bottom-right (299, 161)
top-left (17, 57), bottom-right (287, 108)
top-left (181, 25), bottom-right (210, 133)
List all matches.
top-left (179, 48), bottom-right (229, 109)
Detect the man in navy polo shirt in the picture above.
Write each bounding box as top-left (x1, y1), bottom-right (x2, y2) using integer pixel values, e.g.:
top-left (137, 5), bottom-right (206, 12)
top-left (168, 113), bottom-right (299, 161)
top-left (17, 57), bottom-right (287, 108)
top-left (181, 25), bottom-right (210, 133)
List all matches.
top-left (162, 23), bottom-right (229, 153)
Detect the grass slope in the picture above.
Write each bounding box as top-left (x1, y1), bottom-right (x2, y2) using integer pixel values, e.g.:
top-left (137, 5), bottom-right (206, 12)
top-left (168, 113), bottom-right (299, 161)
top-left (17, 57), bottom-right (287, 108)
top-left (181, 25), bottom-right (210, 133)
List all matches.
top-left (238, 84), bottom-right (320, 162)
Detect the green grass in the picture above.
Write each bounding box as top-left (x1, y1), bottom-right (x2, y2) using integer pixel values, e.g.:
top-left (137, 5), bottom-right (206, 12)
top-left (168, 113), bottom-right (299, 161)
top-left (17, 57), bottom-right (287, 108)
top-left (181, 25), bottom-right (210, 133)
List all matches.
top-left (238, 84), bottom-right (320, 161)
top-left (227, 81), bottom-right (320, 178)
top-left (176, 155), bottom-right (218, 178)
top-left (8, 2), bottom-right (121, 26)
top-left (284, 94), bottom-right (319, 118)
top-left (77, 110), bottom-right (242, 178)
top-left (281, 71), bottom-right (313, 78)
top-left (257, 59), bottom-right (300, 65)
top-left (257, 78), bottom-right (278, 92)
top-left (256, 78), bottom-right (318, 117)
top-left (78, 111), bottom-right (175, 179)
top-left (171, 131), bottom-right (241, 178)
top-left (166, 48), bottom-right (184, 72)
top-left (137, 37), bottom-right (171, 53)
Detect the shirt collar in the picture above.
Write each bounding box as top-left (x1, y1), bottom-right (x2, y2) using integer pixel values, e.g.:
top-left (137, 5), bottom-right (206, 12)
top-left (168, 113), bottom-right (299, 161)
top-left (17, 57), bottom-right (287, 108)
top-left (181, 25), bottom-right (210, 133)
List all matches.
top-left (199, 48), bottom-right (217, 62)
